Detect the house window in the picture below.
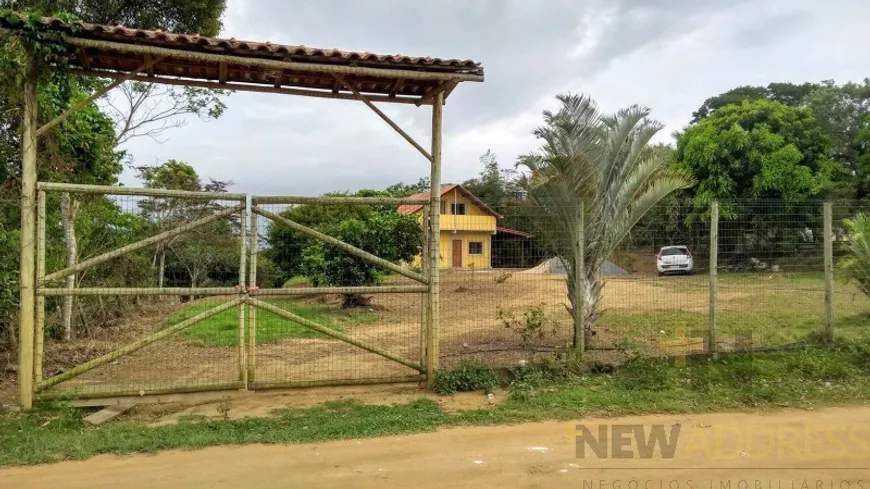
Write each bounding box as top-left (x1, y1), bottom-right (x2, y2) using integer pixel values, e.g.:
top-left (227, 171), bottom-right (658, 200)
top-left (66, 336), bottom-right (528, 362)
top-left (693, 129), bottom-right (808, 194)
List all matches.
top-left (468, 241), bottom-right (483, 255)
top-left (451, 203), bottom-right (466, 215)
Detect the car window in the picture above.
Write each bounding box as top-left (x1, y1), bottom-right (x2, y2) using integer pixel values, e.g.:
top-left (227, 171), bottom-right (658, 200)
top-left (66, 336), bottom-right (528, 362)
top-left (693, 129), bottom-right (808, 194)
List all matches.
top-left (661, 248), bottom-right (687, 256)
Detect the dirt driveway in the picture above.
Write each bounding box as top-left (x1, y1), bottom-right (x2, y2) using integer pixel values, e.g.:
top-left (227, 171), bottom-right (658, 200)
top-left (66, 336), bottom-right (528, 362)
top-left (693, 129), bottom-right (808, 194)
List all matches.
top-left (4, 406), bottom-right (869, 488)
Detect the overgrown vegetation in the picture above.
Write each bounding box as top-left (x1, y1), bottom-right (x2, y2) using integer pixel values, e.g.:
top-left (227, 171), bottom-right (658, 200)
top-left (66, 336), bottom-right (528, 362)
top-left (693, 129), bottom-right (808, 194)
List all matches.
top-left (3, 339), bottom-right (870, 466)
top-left (432, 360), bottom-right (500, 395)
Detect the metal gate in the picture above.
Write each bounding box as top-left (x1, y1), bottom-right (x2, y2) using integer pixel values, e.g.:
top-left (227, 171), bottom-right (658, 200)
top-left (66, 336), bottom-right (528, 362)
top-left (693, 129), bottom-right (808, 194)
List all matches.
top-left (32, 184), bottom-right (434, 400)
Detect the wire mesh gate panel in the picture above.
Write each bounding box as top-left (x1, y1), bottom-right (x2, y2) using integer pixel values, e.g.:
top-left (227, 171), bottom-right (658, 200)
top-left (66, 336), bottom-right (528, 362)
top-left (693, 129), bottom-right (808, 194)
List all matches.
top-left (34, 183), bottom-right (248, 398)
top-left (246, 196), bottom-right (427, 388)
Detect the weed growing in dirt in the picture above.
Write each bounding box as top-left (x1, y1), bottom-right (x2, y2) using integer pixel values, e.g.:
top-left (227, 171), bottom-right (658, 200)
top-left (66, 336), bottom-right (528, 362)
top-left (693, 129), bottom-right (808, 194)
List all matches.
top-left (496, 303), bottom-right (558, 355)
top-left (432, 360), bottom-right (500, 395)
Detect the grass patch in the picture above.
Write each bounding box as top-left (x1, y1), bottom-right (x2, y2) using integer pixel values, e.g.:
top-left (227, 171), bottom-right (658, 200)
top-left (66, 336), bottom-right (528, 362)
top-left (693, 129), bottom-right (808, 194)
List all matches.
top-left (164, 299), bottom-right (379, 347)
top-left (600, 272), bottom-right (870, 348)
top-left (4, 338), bottom-right (870, 466)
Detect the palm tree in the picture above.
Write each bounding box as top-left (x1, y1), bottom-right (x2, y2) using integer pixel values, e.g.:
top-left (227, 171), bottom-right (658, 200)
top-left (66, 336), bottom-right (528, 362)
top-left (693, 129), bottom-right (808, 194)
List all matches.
top-left (839, 212), bottom-right (870, 299)
top-left (518, 94), bottom-right (694, 346)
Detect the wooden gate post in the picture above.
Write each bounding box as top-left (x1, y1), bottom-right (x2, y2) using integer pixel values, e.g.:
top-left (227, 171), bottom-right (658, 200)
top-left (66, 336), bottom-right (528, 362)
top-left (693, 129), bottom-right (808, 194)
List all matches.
top-left (420, 205), bottom-right (430, 367)
top-left (248, 211), bottom-right (258, 383)
top-left (426, 92), bottom-right (443, 387)
top-left (823, 202), bottom-right (834, 341)
top-left (35, 190), bottom-right (46, 384)
top-left (237, 202), bottom-right (248, 386)
top-left (708, 200), bottom-right (719, 355)
top-left (19, 60), bottom-right (38, 409)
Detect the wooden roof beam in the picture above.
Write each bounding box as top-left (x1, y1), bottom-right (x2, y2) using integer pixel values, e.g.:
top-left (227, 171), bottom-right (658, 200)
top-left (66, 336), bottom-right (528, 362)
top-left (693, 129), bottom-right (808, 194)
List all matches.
top-left (62, 35), bottom-right (484, 83)
top-left (68, 69), bottom-right (423, 105)
top-left (415, 80), bottom-right (457, 107)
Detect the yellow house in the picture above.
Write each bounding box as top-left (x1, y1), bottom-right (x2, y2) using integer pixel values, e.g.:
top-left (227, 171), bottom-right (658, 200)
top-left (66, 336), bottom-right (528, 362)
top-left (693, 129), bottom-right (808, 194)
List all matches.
top-left (399, 185), bottom-right (530, 269)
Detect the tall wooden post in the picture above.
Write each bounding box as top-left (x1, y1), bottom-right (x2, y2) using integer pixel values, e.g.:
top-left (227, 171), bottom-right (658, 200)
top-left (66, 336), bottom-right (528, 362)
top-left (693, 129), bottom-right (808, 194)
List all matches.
top-left (237, 203), bottom-right (247, 386)
top-left (247, 211), bottom-right (258, 383)
top-left (708, 200), bottom-right (719, 355)
top-left (420, 205), bottom-right (430, 367)
top-left (19, 61), bottom-right (38, 409)
top-left (35, 190), bottom-right (46, 384)
top-left (426, 92), bottom-right (443, 387)
top-left (823, 202), bottom-right (834, 341)
top-left (573, 202), bottom-right (585, 357)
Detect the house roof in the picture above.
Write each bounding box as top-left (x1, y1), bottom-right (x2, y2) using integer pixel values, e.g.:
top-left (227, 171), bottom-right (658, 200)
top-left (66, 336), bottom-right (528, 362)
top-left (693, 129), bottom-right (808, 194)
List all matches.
top-left (496, 227), bottom-right (534, 238)
top-left (397, 184), bottom-right (502, 218)
top-left (0, 13), bottom-right (483, 104)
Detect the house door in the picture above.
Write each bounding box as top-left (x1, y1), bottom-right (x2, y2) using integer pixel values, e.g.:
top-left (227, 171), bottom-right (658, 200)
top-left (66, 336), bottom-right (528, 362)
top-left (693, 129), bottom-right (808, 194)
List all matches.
top-left (452, 239), bottom-right (463, 268)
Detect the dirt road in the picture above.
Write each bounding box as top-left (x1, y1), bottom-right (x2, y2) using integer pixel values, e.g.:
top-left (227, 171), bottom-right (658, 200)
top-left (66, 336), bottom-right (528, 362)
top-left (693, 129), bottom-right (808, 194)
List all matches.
top-left (4, 406), bottom-right (869, 488)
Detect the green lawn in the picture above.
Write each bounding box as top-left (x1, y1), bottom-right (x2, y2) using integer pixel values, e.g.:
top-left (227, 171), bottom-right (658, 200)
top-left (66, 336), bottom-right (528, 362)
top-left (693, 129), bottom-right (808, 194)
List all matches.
top-left (599, 272), bottom-right (870, 349)
top-left (4, 339), bottom-right (870, 466)
top-left (164, 299), bottom-right (379, 347)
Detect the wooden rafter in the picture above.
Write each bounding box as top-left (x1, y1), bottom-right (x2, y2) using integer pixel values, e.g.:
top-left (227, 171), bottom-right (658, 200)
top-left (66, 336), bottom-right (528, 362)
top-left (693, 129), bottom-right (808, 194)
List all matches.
top-left (219, 61), bottom-right (227, 83)
top-left (77, 47), bottom-right (91, 69)
top-left (415, 80), bottom-right (455, 107)
top-left (273, 70), bottom-right (283, 88)
top-left (333, 74), bottom-right (433, 162)
top-left (389, 78), bottom-right (405, 97)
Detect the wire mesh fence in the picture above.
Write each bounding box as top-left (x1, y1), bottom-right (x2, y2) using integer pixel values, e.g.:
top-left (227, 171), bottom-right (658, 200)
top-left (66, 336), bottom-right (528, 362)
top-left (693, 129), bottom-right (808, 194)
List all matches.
top-left (35, 187), bottom-right (247, 397)
top-left (4, 189), bottom-right (869, 401)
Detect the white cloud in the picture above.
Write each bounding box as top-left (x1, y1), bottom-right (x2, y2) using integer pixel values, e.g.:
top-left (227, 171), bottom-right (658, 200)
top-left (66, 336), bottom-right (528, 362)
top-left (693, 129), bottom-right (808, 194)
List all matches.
top-left (118, 0), bottom-right (870, 194)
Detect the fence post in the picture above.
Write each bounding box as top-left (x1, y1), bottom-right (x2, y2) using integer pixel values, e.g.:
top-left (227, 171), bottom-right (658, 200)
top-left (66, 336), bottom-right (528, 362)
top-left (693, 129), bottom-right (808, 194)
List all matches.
top-left (823, 202), bottom-right (834, 341)
top-left (420, 205), bottom-right (430, 367)
top-left (18, 60), bottom-right (38, 410)
top-left (34, 190), bottom-right (46, 384)
top-left (708, 200), bottom-right (719, 355)
top-left (573, 202), bottom-right (585, 358)
top-left (426, 92), bottom-right (443, 387)
top-left (237, 202), bottom-right (247, 386)
top-left (247, 211), bottom-right (258, 383)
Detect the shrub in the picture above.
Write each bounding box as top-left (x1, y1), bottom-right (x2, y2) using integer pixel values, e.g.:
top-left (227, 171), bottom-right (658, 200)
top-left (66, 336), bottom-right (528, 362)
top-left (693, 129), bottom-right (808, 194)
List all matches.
top-left (496, 303), bottom-right (558, 354)
top-left (839, 212), bottom-right (870, 299)
top-left (432, 361), bottom-right (500, 395)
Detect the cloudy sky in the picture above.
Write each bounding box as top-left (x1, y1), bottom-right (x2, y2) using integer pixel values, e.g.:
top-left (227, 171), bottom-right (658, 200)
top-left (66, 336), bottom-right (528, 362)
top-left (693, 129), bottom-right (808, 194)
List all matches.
top-left (117, 0), bottom-right (870, 195)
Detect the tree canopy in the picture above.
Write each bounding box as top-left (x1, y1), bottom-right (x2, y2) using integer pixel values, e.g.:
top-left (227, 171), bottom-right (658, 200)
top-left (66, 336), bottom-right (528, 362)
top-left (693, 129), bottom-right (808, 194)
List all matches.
top-left (675, 99), bottom-right (836, 207)
top-left (266, 190), bottom-right (423, 307)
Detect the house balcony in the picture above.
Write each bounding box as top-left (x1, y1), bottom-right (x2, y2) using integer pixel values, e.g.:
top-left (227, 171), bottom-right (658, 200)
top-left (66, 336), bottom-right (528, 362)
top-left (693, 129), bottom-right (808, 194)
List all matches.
top-left (438, 215), bottom-right (497, 233)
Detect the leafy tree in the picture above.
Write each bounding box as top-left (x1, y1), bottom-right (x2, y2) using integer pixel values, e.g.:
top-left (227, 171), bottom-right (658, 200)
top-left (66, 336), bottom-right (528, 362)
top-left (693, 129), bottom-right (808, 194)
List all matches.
top-left (517, 94), bottom-right (693, 342)
top-left (385, 177), bottom-right (430, 198)
top-left (2, 0), bottom-right (226, 36)
top-left (462, 150), bottom-right (519, 210)
top-left (137, 160), bottom-right (237, 294)
top-left (691, 82), bottom-right (819, 123)
top-left (676, 99), bottom-right (835, 205)
top-left (266, 190), bottom-right (423, 307)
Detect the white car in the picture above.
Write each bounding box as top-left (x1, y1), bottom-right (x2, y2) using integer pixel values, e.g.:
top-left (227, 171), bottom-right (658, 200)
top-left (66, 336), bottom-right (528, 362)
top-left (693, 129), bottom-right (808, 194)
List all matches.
top-left (657, 245), bottom-right (694, 275)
